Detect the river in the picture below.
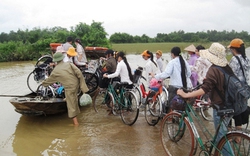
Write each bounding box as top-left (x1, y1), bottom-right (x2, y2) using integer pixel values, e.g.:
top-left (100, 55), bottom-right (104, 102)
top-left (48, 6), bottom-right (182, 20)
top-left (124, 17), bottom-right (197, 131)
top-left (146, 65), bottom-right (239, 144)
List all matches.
top-left (0, 49), bottom-right (249, 156)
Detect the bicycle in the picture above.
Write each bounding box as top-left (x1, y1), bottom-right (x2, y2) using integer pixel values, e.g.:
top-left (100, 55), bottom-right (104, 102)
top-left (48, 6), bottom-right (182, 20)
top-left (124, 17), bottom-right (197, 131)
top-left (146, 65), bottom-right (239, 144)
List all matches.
top-left (27, 55), bottom-right (53, 93)
top-left (160, 87), bottom-right (250, 156)
top-left (144, 80), bottom-right (169, 126)
top-left (132, 66), bottom-right (169, 126)
top-left (78, 59), bottom-right (101, 95)
top-left (94, 78), bottom-right (140, 126)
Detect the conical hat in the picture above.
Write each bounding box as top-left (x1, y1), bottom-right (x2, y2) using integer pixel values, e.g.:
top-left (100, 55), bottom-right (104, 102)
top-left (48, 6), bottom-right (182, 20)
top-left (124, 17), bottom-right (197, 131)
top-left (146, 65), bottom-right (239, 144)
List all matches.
top-left (184, 44), bottom-right (196, 53)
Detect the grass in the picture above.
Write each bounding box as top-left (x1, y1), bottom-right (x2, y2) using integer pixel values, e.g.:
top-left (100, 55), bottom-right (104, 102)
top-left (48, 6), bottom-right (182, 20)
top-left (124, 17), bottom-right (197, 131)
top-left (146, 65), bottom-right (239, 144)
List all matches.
top-left (111, 42), bottom-right (236, 61)
top-left (111, 42), bottom-right (213, 54)
top-left (111, 41), bottom-right (250, 55)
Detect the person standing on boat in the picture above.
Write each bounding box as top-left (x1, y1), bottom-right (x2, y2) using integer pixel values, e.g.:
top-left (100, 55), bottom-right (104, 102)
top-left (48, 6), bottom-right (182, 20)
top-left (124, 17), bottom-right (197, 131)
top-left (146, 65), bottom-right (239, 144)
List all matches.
top-left (62, 36), bottom-right (74, 62)
top-left (74, 38), bottom-right (87, 66)
top-left (42, 52), bottom-right (89, 125)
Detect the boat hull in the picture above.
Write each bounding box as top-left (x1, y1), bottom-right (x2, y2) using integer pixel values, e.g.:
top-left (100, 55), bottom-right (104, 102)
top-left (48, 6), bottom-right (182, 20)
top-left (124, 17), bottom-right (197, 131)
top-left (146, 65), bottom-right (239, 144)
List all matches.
top-left (9, 97), bottom-right (67, 116)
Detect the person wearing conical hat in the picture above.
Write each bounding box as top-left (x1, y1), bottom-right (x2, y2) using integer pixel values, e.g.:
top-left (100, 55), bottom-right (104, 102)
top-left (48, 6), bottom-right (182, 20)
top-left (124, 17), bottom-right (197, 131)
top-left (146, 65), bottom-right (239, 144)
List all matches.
top-left (74, 38), bottom-right (87, 66)
top-left (184, 44), bottom-right (199, 87)
top-left (42, 52), bottom-right (89, 125)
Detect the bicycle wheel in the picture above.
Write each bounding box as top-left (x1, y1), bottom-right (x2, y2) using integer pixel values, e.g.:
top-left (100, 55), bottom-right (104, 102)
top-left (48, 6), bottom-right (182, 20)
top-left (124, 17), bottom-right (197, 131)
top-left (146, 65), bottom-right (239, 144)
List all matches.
top-left (161, 86), bottom-right (170, 114)
top-left (132, 86), bottom-right (142, 105)
top-left (160, 112), bottom-right (196, 156)
top-left (144, 94), bottom-right (161, 126)
top-left (93, 89), bottom-right (113, 114)
top-left (200, 94), bottom-right (213, 121)
top-left (82, 72), bottom-right (98, 95)
top-left (27, 71), bottom-right (42, 93)
top-left (214, 131), bottom-right (250, 156)
top-left (36, 84), bottom-right (55, 97)
top-left (109, 91), bottom-right (121, 116)
top-left (120, 91), bottom-right (139, 126)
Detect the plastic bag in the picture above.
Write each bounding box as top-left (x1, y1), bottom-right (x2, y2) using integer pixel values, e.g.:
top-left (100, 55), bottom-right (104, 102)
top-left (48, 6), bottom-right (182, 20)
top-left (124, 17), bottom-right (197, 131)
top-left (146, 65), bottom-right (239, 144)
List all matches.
top-left (170, 95), bottom-right (186, 111)
top-left (149, 78), bottom-right (161, 91)
top-left (79, 94), bottom-right (92, 106)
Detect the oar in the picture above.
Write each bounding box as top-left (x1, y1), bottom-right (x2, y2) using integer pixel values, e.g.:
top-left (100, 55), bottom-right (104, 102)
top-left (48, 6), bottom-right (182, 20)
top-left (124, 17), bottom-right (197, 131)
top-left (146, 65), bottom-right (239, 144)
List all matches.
top-left (0, 95), bottom-right (29, 97)
top-left (0, 92), bottom-right (36, 97)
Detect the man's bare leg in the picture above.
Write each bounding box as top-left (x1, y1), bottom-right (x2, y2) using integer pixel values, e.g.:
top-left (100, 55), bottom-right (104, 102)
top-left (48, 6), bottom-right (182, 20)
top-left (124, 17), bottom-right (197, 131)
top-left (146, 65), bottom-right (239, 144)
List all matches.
top-left (73, 117), bottom-right (79, 125)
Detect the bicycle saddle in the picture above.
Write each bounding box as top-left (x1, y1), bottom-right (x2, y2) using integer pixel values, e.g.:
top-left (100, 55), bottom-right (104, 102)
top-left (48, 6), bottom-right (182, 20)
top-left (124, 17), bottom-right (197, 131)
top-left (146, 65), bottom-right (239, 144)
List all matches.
top-left (214, 104), bottom-right (234, 117)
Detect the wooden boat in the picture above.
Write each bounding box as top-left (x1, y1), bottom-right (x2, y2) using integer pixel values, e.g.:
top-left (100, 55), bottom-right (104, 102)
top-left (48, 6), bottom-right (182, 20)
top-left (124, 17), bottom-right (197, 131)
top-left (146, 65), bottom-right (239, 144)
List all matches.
top-left (9, 96), bottom-right (67, 116)
top-left (9, 89), bottom-right (98, 116)
top-left (85, 46), bottom-right (108, 59)
top-left (49, 43), bottom-right (108, 59)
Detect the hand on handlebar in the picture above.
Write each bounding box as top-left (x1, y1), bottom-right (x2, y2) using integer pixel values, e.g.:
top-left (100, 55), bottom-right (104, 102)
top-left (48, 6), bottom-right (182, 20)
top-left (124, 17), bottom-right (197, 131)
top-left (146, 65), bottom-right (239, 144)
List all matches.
top-left (150, 73), bottom-right (155, 78)
top-left (177, 89), bottom-right (186, 98)
top-left (103, 73), bottom-right (108, 78)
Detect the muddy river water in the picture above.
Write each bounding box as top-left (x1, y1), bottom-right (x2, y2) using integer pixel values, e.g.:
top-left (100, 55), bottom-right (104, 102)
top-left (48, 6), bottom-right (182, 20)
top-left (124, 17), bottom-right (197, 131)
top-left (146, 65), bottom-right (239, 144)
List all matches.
top-left (0, 50), bottom-right (249, 156)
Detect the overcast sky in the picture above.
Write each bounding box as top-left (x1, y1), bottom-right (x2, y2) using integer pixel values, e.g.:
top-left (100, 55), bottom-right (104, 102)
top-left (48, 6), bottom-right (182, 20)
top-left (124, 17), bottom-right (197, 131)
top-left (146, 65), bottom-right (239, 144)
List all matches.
top-left (1, 0), bottom-right (250, 38)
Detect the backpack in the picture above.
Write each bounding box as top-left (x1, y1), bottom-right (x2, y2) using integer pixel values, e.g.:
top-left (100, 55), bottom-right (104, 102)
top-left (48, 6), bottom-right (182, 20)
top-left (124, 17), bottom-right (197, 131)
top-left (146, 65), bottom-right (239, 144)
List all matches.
top-left (215, 66), bottom-right (250, 116)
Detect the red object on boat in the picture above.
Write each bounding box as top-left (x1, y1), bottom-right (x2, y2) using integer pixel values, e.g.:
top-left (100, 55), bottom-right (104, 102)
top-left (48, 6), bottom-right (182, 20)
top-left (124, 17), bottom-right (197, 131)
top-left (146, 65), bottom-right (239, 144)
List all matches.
top-left (85, 47), bottom-right (108, 51)
top-left (50, 43), bottom-right (62, 51)
top-left (84, 46), bottom-right (108, 59)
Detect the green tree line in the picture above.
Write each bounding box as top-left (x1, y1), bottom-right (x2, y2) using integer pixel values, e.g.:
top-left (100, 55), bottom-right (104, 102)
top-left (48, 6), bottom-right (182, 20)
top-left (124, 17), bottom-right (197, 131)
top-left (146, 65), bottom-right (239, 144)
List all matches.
top-left (109, 30), bottom-right (250, 43)
top-left (0, 21), bottom-right (109, 62)
top-left (0, 20), bottom-right (249, 62)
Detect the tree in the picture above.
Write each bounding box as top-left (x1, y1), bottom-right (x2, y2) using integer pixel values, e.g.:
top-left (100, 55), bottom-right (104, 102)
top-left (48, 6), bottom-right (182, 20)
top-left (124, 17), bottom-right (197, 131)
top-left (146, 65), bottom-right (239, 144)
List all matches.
top-left (140, 34), bottom-right (150, 43)
top-left (110, 32), bottom-right (134, 43)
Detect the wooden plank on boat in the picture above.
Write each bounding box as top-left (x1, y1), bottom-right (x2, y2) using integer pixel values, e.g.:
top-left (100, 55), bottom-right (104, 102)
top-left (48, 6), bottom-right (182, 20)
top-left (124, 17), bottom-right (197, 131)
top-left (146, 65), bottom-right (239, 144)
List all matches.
top-left (85, 47), bottom-right (108, 59)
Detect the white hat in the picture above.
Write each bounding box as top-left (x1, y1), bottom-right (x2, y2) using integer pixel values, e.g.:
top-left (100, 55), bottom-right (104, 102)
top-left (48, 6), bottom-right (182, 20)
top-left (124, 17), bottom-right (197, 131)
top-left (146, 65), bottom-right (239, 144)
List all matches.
top-left (56, 45), bottom-right (66, 53)
top-left (199, 43), bottom-right (227, 67)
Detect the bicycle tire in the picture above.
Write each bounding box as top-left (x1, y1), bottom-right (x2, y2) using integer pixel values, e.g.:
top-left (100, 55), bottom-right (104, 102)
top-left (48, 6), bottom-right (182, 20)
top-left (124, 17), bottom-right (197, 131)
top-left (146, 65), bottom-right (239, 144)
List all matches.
top-left (214, 131), bottom-right (250, 156)
top-left (144, 95), bottom-right (160, 126)
top-left (93, 89), bottom-right (112, 114)
top-left (109, 91), bottom-right (120, 116)
top-left (27, 71), bottom-right (42, 93)
top-left (132, 86), bottom-right (142, 106)
top-left (200, 94), bottom-right (213, 121)
top-left (35, 55), bottom-right (52, 67)
top-left (36, 84), bottom-right (55, 97)
top-left (161, 86), bottom-right (170, 114)
top-left (120, 91), bottom-right (139, 126)
top-left (160, 111), bottom-right (196, 156)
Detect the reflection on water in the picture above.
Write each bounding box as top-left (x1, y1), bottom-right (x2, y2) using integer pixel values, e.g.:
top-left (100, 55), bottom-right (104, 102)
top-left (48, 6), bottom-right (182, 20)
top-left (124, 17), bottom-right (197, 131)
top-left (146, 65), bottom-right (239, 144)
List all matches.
top-left (10, 104), bottom-right (166, 156)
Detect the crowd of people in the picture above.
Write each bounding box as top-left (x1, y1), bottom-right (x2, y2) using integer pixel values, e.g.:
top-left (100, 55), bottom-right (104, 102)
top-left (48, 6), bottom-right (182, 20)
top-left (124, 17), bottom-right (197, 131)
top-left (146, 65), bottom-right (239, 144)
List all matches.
top-left (95, 38), bottom-right (250, 151)
top-left (42, 36), bottom-right (250, 140)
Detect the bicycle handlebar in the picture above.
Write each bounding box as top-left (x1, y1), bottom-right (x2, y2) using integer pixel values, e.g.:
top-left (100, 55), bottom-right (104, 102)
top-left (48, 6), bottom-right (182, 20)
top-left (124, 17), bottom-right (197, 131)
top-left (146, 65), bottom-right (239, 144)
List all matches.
top-left (180, 84), bottom-right (203, 93)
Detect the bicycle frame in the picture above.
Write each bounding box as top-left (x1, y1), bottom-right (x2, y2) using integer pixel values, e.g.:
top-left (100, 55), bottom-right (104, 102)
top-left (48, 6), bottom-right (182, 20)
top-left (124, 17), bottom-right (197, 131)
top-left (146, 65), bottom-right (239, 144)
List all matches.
top-left (178, 102), bottom-right (234, 155)
top-left (107, 82), bottom-right (126, 107)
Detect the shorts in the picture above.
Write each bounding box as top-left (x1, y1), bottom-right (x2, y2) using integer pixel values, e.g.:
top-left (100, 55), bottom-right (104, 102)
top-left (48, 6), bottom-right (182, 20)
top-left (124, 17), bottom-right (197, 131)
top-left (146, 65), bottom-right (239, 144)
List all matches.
top-left (233, 107), bottom-right (249, 126)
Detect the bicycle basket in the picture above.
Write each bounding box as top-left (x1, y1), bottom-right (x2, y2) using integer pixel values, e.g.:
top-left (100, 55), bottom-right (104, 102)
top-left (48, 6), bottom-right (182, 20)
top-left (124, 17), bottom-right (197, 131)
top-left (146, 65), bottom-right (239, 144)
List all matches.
top-left (170, 95), bottom-right (186, 111)
top-left (133, 67), bottom-right (143, 83)
top-left (34, 67), bottom-right (46, 81)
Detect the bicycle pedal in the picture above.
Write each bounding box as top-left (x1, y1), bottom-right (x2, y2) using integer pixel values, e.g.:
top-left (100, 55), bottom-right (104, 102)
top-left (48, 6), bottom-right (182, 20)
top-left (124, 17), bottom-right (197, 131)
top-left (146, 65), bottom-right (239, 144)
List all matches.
top-left (152, 119), bottom-right (157, 123)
